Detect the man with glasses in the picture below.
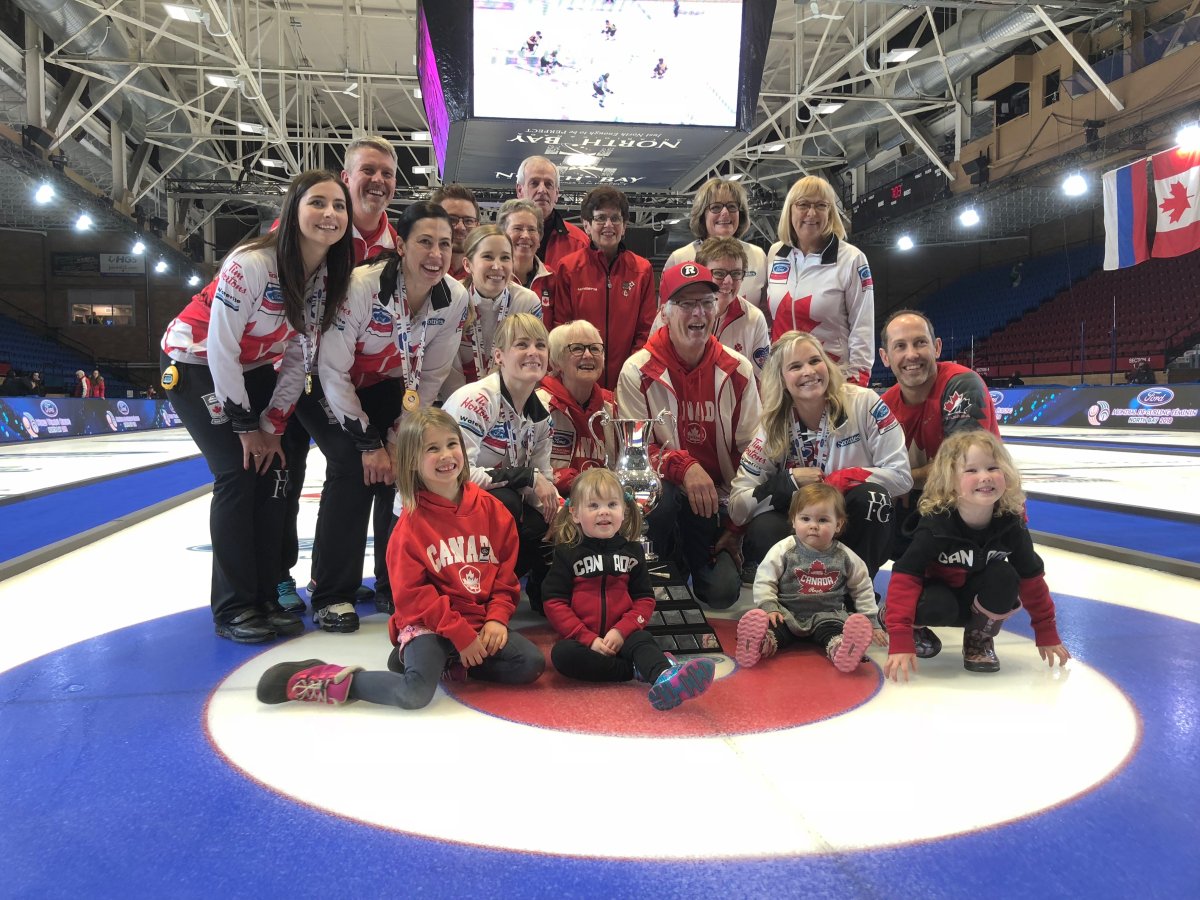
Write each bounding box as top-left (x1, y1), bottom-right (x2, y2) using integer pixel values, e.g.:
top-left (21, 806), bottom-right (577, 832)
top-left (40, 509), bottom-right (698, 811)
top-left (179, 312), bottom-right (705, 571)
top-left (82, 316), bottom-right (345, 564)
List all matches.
top-left (554, 186), bottom-right (656, 389)
top-left (432, 183), bottom-right (480, 280)
top-left (665, 176), bottom-right (768, 309)
top-left (617, 262), bottom-right (761, 610)
top-left (514, 155), bottom-right (589, 268)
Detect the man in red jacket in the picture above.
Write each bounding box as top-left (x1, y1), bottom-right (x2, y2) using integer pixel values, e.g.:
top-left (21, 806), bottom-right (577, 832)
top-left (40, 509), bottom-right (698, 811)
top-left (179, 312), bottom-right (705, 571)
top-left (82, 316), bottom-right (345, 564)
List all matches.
top-left (340, 136), bottom-right (400, 262)
top-left (553, 186), bottom-right (656, 389)
top-left (515, 155), bottom-right (588, 269)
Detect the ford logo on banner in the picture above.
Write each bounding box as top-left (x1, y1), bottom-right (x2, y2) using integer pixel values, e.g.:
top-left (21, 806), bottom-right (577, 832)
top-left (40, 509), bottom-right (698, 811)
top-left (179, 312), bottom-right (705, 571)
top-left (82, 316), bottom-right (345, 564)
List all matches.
top-left (39, 399), bottom-right (59, 418)
top-left (1136, 388), bottom-right (1174, 407)
top-left (989, 391), bottom-right (1004, 405)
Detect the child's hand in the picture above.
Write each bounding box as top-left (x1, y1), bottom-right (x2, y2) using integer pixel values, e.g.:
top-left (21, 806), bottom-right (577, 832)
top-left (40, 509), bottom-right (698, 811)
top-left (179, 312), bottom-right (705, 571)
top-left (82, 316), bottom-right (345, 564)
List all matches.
top-left (590, 636), bottom-right (615, 656)
top-left (766, 611), bottom-right (784, 627)
top-left (480, 621), bottom-right (508, 655)
top-left (602, 628), bottom-right (625, 653)
top-left (1038, 644), bottom-right (1071, 668)
top-left (459, 637), bottom-right (487, 668)
top-left (871, 628), bottom-right (888, 646)
top-left (884, 653), bottom-right (917, 682)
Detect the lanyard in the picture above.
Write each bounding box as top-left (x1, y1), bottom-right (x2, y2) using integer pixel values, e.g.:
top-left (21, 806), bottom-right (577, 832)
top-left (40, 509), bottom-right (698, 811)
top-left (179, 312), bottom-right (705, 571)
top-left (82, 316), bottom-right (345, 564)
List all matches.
top-left (499, 391), bottom-right (535, 467)
top-left (467, 285), bottom-right (513, 380)
top-left (299, 267), bottom-right (324, 394)
top-left (393, 277), bottom-right (430, 395)
top-left (789, 408), bottom-right (830, 472)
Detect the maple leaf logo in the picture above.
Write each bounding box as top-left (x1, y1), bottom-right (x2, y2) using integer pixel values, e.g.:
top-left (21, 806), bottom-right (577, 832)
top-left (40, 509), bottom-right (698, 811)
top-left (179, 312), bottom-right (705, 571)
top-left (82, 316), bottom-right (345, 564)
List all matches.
top-left (1160, 180), bottom-right (1192, 224)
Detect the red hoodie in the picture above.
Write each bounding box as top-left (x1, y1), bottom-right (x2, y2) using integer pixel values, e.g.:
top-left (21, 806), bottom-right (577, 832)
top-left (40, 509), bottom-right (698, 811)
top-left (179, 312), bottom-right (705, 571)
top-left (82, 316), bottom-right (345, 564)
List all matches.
top-left (386, 482), bottom-right (521, 652)
top-left (535, 374), bottom-right (617, 495)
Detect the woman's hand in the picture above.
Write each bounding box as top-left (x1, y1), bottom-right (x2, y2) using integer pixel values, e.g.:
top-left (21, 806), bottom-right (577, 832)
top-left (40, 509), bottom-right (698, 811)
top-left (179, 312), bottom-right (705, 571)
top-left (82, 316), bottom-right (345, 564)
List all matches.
top-left (239, 430), bottom-right (284, 474)
top-left (361, 447), bottom-right (394, 486)
top-left (788, 466), bottom-right (824, 486)
top-left (532, 471), bottom-right (560, 523)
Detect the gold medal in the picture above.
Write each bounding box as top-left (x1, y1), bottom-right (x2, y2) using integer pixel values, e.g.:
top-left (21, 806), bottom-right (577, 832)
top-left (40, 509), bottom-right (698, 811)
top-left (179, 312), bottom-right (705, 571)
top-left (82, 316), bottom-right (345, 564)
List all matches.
top-left (402, 388), bottom-right (419, 412)
top-left (305, 372), bottom-right (313, 395)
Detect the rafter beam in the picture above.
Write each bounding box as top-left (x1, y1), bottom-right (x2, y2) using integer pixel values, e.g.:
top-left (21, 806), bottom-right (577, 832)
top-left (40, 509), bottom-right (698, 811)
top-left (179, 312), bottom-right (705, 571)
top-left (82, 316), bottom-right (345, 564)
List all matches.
top-left (1032, 5), bottom-right (1124, 112)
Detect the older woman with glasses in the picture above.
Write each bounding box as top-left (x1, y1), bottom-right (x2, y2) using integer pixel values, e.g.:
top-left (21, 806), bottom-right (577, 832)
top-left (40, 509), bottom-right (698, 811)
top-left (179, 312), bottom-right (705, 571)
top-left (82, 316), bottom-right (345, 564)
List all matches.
top-left (665, 176), bottom-right (768, 310)
top-left (765, 176), bottom-right (875, 387)
top-left (536, 321), bottom-right (617, 496)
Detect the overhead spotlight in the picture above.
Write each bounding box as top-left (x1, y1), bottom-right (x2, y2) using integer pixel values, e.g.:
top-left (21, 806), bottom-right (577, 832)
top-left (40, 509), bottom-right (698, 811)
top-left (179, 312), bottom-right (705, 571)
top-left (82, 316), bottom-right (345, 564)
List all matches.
top-left (959, 208), bottom-right (980, 227)
top-left (188, 274), bottom-right (201, 286)
top-left (897, 235), bottom-right (915, 251)
top-left (1083, 119), bottom-right (1104, 145)
top-left (411, 165), bottom-right (434, 175)
top-left (205, 73), bottom-right (240, 88)
top-left (410, 131), bottom-right (431, 141)
top-left (154, 259), bottom-right (168, 273)
top-left (761, 141), bottom-right (787, 152)
top-left (75, 212), bottom-right (93, 231)
top-left (162, 4), bottom-right (205, 23)
top-left (562, 153), bottom-right (600, 166)
top-left (883, 48), bottom-right (920, 64)
top-left (1177, 122), bottom-right (1200, 151)
top-left (34, 183), bottom-right (54, 204)
top-left (814, 102), bottom-right (844, 115)
top-left (131, 239), bottom-right (146, 255)
top-left (257, 159), bottom-right (285, 169)
top-left (413, 87), bottom-right (422, 99)
top-left (1062, 173), bottom-right (1088, 197)
top-left (235, 121), bottom-right (266, 134)
top-left (726, 173), bottom-right (746, 182)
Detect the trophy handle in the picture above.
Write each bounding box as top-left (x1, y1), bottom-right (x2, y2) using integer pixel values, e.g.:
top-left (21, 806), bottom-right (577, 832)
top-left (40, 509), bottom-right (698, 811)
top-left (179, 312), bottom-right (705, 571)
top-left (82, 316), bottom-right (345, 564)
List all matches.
top-left (587, 408), bottom-right (614, 466)
top-left (648, 409), bottom-right (676, 476)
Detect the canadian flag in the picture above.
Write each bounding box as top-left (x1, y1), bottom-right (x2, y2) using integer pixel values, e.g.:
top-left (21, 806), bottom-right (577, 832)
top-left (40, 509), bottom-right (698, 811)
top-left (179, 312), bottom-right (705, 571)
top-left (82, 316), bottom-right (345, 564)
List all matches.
top-left (1151, 148), bottom-right (1200, 258)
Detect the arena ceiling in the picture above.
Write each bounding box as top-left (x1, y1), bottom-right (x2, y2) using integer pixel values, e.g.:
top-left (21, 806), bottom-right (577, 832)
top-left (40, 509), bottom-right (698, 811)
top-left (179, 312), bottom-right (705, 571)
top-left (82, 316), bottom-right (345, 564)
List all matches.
top-left (0, 1), bottom-right (1160, 261)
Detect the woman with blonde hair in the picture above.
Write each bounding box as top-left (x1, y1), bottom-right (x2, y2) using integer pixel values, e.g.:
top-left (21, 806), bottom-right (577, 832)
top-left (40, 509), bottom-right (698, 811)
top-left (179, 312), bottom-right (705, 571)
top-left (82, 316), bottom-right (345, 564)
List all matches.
top-left (765, 176), bottom-right (875, 386)
top-left (498, 198), bottom-right (556, 318)
top-left (728, 330), bottom-right (911, 580)
top-left (665, 176), bottom-right (768, 309)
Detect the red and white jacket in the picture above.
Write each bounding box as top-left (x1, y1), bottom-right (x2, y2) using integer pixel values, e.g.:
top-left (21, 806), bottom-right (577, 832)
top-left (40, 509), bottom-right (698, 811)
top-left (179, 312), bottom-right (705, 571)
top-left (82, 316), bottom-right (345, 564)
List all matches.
top-left (386, 482), bottom-right (521, 653)
top-left (162, 246), bottom-right (329, 434)
top-left (535, 374), bottom-right (617, 495)
top-left (514, 257), bottom-right (557, 322)
top-left (542, 535), bottom-right (655, 648)
top-left (727, 384), bottom-right (913, 526)
top-left (665, 239), bottom-right (769, 312)
top-left (440, 283), bottom-right (543, 396)
top-left (765, 236), bottom-right (875, 386)
top-left (351, 215), bottom-right (399, 264)
top-left (552, 243), bottom-right (657, 389)
top-left (615, 329), bottom-right (760, 502)
top-left (318, 258), bottom-right (468, 450)
top-left (651, 294), bottom-right (770, 377)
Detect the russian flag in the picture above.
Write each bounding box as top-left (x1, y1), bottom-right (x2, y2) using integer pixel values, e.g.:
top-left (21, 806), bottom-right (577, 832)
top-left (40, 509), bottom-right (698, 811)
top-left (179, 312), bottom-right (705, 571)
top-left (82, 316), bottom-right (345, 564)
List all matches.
top-left (1102, 158), bottom-right (1149, 270)
top-left (1151, 147), bottom-right (1200, 259)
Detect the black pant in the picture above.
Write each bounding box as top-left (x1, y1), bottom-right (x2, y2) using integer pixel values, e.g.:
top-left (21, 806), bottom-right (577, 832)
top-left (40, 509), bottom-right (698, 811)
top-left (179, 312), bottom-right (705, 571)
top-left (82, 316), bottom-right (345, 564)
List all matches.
top-left (162, 354), bottom-right (286, 625)
top-left (279, 415), bottom-right (312, 578)
top-left (912, 562), bottom-right (1020, 625)
top-left (745, 483), bottom-right (895, 579)
top-left (550, 629), bottom-right (669, 683)
top-left (769, 617), bottom-right (846, 653)
top-left (645, 481), bottom-right (741, 609)
top-left (489, 486), bottom-right (551, 599)
top-left (294, 378), bottom-right (403, 611)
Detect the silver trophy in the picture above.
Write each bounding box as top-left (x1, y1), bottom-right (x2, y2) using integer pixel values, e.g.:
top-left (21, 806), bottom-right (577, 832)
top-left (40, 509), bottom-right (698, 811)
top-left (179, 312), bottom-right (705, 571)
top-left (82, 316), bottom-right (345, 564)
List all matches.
top-left (588, 408), bottom-right (676, 562)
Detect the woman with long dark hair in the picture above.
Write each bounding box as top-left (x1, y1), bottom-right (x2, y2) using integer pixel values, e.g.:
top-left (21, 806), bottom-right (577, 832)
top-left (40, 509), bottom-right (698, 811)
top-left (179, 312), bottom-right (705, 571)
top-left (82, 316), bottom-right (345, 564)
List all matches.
top-left (161, 169), bottom-right (354, 643)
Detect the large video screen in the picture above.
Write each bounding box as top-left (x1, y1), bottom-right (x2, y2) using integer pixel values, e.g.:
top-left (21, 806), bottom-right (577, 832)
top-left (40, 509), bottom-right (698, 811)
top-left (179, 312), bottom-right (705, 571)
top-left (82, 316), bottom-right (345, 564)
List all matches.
top-left (472, 0), bottom-right (744, 127)
top-left (417, 6), bottom-right (451, 175)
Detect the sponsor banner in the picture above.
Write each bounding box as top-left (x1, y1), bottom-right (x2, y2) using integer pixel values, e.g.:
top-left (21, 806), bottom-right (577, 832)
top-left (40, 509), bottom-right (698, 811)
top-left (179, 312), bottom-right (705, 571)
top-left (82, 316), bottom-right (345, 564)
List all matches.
top-left (100, 253), bottom-right (146, 275)
top-left (0, 399), bottom-right (184, 443)
top-left (987, 385), bottom-right (1200, 430)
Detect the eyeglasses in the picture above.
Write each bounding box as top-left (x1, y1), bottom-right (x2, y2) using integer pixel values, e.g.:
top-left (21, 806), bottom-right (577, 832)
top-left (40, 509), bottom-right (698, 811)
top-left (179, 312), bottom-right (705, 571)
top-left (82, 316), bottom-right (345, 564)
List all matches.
top-left (706, 202), bottom-right (740, 216)
top-left (709, 269), bottom-right (745, 282)
top-left (792, 200), bottom-right (831, 212)
top-left (566, 343), bottom-right (605, 357)
top-left (589, 213), bottom-right (624, 225)
top-left (446, 215), bottom-right (478, 228)
top-left (670, 297), bottom-right (718, 314)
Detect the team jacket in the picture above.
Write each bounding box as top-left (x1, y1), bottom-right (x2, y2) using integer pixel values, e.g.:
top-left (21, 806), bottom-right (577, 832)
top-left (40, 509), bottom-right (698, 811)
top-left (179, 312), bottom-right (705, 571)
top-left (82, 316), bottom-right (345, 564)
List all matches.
top-left (764, 236), bottom-right (875, 386)
top-left (616, 329), bottom-right (761, 503)
top-left (440, 283), bottom-right (543, 395)
top-left (753, 536), bottom-right (879, 633)
top-left (665, 239), bottom-right (769, 311)
top-left (727, 384), bottom-right (913, 526)
top-left (318, 257), bottom-right (469, 450)
top-left (442, 371), bottom-right (554, 500)
top-left (552, 242), bottom-right (657, 389)
top-left (650, 294), bottom-right (771, 376)
top-left (539, 209), bottom-right (590, 270)
top-left (542, 535), bottom-right (655, 647)
top-left (385, 482), bottom-right (521, 652)
top-left (535, 375), bottom-right (617, 495)
top-left (88, 378), bottom-right (105, 399)
top-left (351, 216), bottom-right (399, 265)
top-left (514, 257), bottom-right (557, 321)
top-left (162, 246), bottom-right (329, 434)
top-left (884, 509), bottom-right (1062, 655)
top-left (880, 362), bottom-right (1001, 474)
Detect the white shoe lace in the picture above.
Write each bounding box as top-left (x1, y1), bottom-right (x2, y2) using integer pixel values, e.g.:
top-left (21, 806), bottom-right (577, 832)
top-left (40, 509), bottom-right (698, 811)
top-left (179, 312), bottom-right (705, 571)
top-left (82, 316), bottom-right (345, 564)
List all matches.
top-left (290, 676), bottom-right (330, 702)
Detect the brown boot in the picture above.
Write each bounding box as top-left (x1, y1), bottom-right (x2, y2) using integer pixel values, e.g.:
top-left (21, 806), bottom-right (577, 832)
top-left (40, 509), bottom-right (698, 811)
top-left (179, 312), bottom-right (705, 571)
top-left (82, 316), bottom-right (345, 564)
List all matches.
top-left (962, 598), bottom-right (1017, 673)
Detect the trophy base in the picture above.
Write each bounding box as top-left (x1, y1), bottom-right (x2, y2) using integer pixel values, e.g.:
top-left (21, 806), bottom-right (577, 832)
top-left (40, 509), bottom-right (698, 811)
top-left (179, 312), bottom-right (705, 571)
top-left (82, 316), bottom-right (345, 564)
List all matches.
top-left (644, 564), bottom-right (724, 656)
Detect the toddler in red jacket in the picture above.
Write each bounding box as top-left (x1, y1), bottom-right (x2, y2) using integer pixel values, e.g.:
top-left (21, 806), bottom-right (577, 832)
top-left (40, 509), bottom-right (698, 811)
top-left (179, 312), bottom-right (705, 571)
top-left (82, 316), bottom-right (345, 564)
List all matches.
top-left (256, 408), bottom-right (545, 708)
top-left (542, 468), bottom-right (715, 710)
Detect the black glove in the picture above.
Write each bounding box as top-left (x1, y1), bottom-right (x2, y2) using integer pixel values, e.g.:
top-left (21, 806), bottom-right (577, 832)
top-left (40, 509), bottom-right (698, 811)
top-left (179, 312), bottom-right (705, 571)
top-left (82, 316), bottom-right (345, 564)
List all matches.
top-left (486, 466), bottom-right (535, 490)
top-left (752, 467), bottom-right (795, 513)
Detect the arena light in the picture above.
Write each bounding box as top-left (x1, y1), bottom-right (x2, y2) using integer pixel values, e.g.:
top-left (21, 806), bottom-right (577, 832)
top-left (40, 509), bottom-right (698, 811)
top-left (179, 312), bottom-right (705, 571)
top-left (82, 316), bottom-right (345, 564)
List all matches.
top-left (75, 212), bottom-right (93, 231)
top-left (1176, 122), bottom-right (1200, 151)
top-left (131, 238), bottom-right (146, 255)
top-left (562, 153), bottom-right (600, 166)
top-left (1062, 173), bottom-right (1088, 197)
top-left (884, 48), bottom-right (920, 64)
top-left (154, 259), bottom-right (169, 273)
top-left (188, 274), bottom-right (201, 286)
top-left (897, 234), bottom-right (915, 251)
top-left (205, 73), bottom-right (240, 89)
top-left (761, 141), bottom-right (787, 152)
top-left (726, 173), bottom-right (746, 182)
top-left (959, 207), bottom-right (980, 227)
top-left (34, 183), bottom-right (54, 204)
top-left (814, 102), bottom-right (844, 115)
top-left (163, 4), bottom-right (205, 23)
top-left (410, 131), bottom-right (431, 141)
top-left (411, 165), bottom-right (434, 175)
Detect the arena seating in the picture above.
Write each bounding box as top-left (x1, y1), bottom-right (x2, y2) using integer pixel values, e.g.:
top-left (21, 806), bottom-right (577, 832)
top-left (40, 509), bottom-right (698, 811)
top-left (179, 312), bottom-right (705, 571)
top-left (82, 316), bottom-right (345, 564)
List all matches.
top-left (0, 312), bottom-right (134, 396)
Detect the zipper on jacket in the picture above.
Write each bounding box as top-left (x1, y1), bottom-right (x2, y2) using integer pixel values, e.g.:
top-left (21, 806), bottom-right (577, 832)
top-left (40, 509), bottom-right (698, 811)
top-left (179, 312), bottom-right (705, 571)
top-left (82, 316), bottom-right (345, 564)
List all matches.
top-left (599, 571), bottom-right (608, 637)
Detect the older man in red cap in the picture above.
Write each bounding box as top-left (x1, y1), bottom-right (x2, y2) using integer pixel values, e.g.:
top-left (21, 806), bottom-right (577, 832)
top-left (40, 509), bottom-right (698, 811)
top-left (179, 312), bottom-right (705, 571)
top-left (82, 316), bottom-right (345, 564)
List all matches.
top-left (616, 262), bottom-right (761, 609)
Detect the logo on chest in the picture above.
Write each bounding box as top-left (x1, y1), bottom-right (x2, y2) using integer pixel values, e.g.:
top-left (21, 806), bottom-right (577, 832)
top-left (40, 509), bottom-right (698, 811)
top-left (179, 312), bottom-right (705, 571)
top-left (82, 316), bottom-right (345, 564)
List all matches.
top-left (794, 559), bottom-right (840, 593)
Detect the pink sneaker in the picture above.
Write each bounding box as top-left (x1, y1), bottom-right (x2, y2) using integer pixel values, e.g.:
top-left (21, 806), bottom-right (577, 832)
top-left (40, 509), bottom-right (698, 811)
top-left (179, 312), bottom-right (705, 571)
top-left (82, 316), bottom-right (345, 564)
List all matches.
top-left (256, 659), bottom-right (362, 705)
top-left (735, 608), bottom-right (777, 668)
top-left (830, 614), bottom-right (873, 673)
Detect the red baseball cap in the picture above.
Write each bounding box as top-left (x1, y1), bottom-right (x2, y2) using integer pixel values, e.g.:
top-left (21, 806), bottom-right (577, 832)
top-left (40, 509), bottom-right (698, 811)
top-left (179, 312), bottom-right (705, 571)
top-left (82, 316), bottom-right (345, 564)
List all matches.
top-left (660, 261), bottom-right (719, 304)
